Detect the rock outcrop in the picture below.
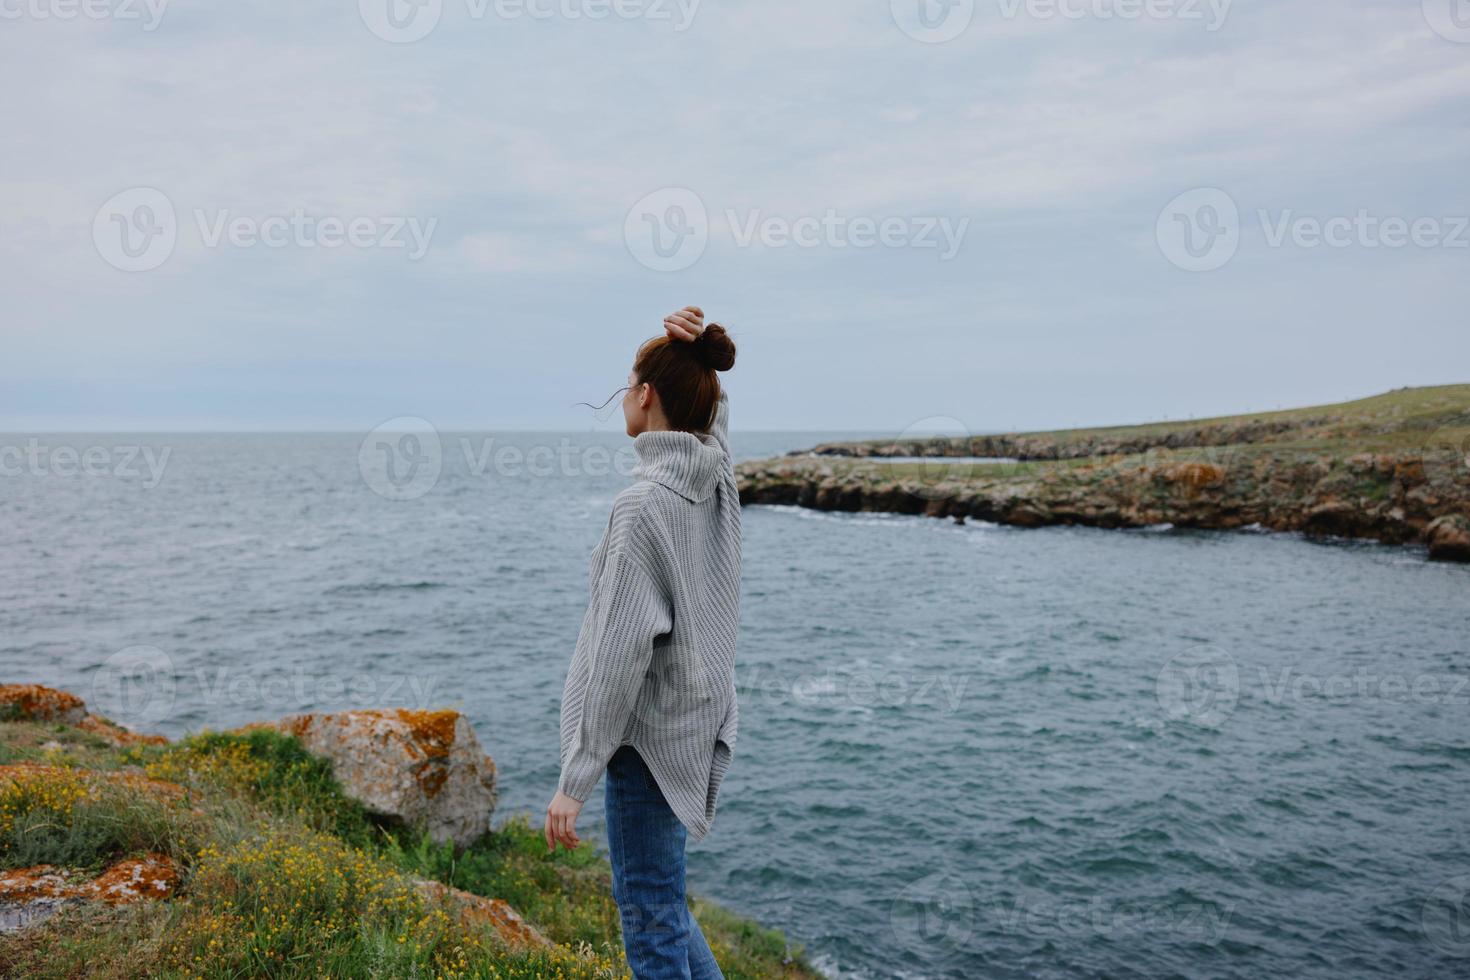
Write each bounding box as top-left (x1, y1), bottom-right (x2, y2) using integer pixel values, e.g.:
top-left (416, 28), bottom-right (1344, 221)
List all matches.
top-left (742, 387), bottom-right (1470, 561)
top-left (0, 684), bottom-right (167, 747)
top-left (0, 685), bottom-right (503, 847)
top-left (412, 878), bottom-right (552, 950)
top-left (246, 709), bottom-right (498, 847)
top-left (739, 447), bottom-right (1470, 557)
top-left (799, 417), bottom-right (1324, 463)
top-left (0, 687), bottom-right (571, 961)
top-left (0, 854), bottom-right (180, 932)
top-left (1426, 515), bottom-right (1470, 562)
top-left (0, 685), bottom-right (88, 725)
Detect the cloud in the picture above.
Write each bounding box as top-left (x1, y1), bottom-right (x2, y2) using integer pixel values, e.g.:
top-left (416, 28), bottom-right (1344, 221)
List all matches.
top-left (1, 0), bottom-right (1466, 429)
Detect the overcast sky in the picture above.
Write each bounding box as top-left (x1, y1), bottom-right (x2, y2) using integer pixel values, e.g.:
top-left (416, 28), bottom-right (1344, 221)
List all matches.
top-left (2, 0), bottom-right (1467, 433)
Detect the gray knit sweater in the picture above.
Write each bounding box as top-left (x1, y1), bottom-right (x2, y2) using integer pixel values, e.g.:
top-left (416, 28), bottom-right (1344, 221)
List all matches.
top-left (558, 390), bottom-right (741, 840)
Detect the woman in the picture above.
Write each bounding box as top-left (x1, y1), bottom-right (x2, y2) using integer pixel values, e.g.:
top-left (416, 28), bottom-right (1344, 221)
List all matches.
top-left (546, 305), bottom-right (740, 980)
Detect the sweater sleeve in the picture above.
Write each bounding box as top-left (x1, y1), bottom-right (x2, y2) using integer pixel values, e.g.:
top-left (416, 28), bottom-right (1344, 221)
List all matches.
top-left (558, 528), bottom-right (672, 802)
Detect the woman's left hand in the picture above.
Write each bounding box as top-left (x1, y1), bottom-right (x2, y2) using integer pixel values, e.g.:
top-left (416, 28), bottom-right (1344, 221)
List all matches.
top-left (664, 306), bottom-right (704, 342)
top-left (545, 791), bottom-right (584, 852)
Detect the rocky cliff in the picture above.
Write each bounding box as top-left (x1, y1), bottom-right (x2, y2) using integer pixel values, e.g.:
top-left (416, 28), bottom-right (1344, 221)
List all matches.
top-left (739, 385), bottom-right (1470, 562)
top-left (0, 685), bottom-right (824, 978)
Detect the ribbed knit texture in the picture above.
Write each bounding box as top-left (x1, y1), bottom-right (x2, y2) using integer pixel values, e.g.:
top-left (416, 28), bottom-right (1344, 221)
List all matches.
top-left (558, 390), bottom-right (741, 841)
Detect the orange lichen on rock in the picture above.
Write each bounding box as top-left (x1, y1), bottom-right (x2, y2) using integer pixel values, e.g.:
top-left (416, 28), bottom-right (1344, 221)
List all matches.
top-left (0, 683), bottom-right (168, 747)
top-left (0, 685), bottom-right (87, 725)
top-left (272, 714), bottom-right (316, 741)
top-left (414, 764), bottom-right (450, 799)
top-left (395, 710), bottom-right (460, 799)
top-left (244, 708), bottom-right (497, 846)
top-left (1395, 458), bottom-right (1426, 484)
top-left (0, 853), bottom-right (179, 909)
top-left (413, 878), bottom-right (551, 950)
top-left (396, 709), bottom-right (459, 756)
top-left (0, 865), bottom-right (76, 903)
top-left (81, 853), bottom-right (180, 905)
top-left (77, 714), bottom-right (168, 747)
top-left (1160, 462), bottom-right (1226, 494)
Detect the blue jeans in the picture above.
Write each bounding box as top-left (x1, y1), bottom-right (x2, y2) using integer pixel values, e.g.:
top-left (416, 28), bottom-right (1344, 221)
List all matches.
top-left (605, 744), bottom-right (725, 980)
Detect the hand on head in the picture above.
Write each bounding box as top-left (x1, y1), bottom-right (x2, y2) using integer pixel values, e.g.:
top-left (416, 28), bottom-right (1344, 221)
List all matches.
top-left (664, 306), bottom-right (704, 342)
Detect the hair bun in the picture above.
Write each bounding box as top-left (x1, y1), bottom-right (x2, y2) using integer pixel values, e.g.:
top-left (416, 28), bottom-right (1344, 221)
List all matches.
top-left (694, 323), bottom-right (737, 372)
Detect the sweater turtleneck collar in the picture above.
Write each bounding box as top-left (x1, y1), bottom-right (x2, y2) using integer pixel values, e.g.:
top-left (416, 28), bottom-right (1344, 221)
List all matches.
top-left (632, 428), bottom-right (724, 503)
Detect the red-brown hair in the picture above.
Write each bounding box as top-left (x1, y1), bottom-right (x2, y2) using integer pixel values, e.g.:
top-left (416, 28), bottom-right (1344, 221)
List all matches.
top-left (634, 324), bottom-right (737, 433)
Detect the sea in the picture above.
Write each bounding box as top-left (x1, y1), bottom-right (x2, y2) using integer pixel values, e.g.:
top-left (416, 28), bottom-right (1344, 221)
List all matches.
top-left (2, 429), bottom-right (1468, 979)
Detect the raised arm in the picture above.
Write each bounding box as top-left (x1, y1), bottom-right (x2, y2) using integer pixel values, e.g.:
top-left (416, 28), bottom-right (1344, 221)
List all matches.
top-left (663, 305), bottom-right (704, 343)
top-left (663, 305), bottom-right (732, 458)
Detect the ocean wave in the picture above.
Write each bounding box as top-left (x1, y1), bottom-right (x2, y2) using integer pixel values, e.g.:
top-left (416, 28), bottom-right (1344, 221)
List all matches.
top-left (324, 581), bottom-right (448, 595)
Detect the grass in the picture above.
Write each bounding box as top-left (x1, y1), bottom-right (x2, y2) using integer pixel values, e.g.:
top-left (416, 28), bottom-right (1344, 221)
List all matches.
top-left (0, 724), bottom-right (824, 979)
top-left (797, 384), bottom-right (1470, 459)
top-left (981, 383), bottom-right (1470, 447)
top-left (0, 770), bottom-right (198, 874)
top-left (754, 387), bottom-right (1470, 502)
top-left (386, 815), bottom-right (621, 950)
top-left (0, 719), bottom-right (123, 770)
top-left (134, 728), bottom-right (375, 848)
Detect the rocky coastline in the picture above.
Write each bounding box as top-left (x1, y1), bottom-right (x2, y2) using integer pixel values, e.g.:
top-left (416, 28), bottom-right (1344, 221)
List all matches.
top-left (737, 385), bottom-right (1470, 562)
top-left (0, 684), bottom-right (822, 978)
